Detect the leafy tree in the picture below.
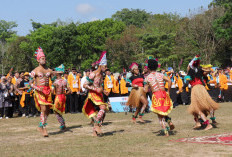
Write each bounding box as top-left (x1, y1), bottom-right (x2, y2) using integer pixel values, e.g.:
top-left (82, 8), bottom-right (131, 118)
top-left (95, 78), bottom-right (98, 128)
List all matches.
top-left (105, 25), bottom-right (143, 72)
top-left (0, 20), bottom-right (18, 74)
top-left (112, 8), bottom-right (151, 27)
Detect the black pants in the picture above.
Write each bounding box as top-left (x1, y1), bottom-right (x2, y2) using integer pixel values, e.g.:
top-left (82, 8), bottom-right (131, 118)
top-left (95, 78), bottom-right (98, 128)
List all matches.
top-left (224, 86), bottom-right (232, 102)
top-left (65, 94), bottom-right (71, 113)
top-left (170, 88), bottom-right (178, 106)
top-left (180, 90), bottom-right (189, 105)
top-left (70, 93), bottom-right (79, 113)
top-left (79, 94), bottom-right (87, 113)
top-left (24, 94), bottom-right (36, 116)
top-left (0, 107), bottom-right (10, 117)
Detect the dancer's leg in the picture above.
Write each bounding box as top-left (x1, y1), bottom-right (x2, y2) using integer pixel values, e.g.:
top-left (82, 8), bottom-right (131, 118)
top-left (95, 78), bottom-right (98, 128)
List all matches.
top-left (38, 105), bottom-right (50, 137)
top-left (138, 95), bottom-right (148, 123)
top-left (158, 114), bottom-right (169, 136)
top-left (209, 109), bottom-right (217, 124)
top-left (55, 111), bottom-right (66, 130)
top-left (193, 113), bottom-right (201, 129)
top-left (199, 111), bottom-right (212, 130)
top-left (93, 105), bottom-right (106, 135)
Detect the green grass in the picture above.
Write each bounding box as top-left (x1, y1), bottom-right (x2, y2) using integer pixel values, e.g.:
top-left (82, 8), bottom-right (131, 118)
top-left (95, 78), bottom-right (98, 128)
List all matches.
top-left (1, 103), bottom-right (232, 157)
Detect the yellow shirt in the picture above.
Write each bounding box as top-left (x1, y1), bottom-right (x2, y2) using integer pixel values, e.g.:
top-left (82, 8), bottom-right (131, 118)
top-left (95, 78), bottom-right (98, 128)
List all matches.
top-left (68, 73), bottom-right (81, 93)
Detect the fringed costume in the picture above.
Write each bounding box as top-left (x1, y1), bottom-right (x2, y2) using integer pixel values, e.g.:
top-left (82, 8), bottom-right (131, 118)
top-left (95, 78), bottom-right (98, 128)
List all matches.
top-left (184, 56), bottom-right (219, 130)
top-left (126, 62), bottom-right (148, 123)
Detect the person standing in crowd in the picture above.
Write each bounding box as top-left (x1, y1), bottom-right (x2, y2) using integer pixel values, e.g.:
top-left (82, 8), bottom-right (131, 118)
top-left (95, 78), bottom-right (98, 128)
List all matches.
top-left (52, 64), bottom-right (71, 131)
top-left (80, 69), bottom-right (90, 112)
top-left (166, 69), bottom-right (178, 107)
top-left (68, 67), bottom-right (81, 113)
top-left (30, 47), bottom-right (54, 137)
top-left (11, 72), bottom-right (20, 116)
top-left (14, 72), bottom-right (24, 117)
top-left (144, 59), bottom-right (175, 136)
top-left (103, 68), bottom-right (115, 110)
top-left (19, 72), bottom-right (36, 117)
top-left (63, 70), bottom-right (70, 113)
top-left (126, 62), bottom-right (148, 123)
top-left (177, 71), bottom-right (189, 105)
top-left (218, 68), bottom-right (228, 102)
top-left (207, 70), bottom-right (220, 102)
top-left (113, 73), bottom-right (120, 97)
top-left (120, 73), bottom-right (129, 96)
top-left (104, 68), bottom-right (115, 97)
top-left (224, 68), bottom-right (232, 102)
top-left (0, 76), bottom-right (14, 119)
top-left (182, 55), bottom-right (219, 130)
top-left (82, 51), bottom-right (109, 136)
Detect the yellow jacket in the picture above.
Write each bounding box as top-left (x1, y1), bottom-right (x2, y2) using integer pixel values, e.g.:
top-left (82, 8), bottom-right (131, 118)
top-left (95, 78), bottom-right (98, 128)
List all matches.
top-left (113, 79), bottom-right (119, 94)
top-left (120, 77), bottom-right (128, 94)
top-left (68, 73), bottom-right (81, 93)
top-left (104, 75), bottom-right (115, 93)
top-left (219, 73), bottom-right (228, 90)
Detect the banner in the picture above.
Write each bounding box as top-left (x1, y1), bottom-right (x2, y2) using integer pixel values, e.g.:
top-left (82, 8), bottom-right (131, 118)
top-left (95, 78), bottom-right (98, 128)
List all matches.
top-left (109, 96), bottom-right (151, 112)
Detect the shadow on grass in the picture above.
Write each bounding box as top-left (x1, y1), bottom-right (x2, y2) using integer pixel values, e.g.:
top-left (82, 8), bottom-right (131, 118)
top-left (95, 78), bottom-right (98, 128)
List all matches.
top-left (137, 120), bottom-right (152, 124)
top-left (102, 129), bottom-right (125, 136)
top-left (152, 130), bottom-right (177, 136)
top-left (49, 125), bottom-right (82, 135)
top-left (102, 122), bottom-right (113, 126)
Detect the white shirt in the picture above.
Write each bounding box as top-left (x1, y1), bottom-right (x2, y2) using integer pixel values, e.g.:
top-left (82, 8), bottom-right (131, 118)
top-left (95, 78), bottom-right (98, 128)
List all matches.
top-left (81, 76), bottom-right (87, 93)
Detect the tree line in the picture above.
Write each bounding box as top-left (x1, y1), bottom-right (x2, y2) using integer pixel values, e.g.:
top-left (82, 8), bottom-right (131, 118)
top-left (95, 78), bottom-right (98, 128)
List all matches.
top-left (0, 0), bottom-right (231, 74)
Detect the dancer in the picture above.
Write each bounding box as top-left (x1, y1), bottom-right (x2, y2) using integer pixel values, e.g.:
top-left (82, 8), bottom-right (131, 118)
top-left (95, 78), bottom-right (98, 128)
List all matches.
top-left (30, 47), bottom-right (53, 137)
top-left (52, 64), bottom-right (71, 131)
top-left (183, 55), bottom-right (219, 130)
top-left (82, 51), bottom-right (108, 136)
top-left (126, 62), bottom-right (148, 123)
top-left (144, 59), bottom-right (174, 136)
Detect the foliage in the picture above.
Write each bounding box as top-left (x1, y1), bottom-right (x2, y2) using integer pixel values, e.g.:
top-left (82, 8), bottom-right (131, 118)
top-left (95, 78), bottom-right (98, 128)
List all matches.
top-left (112, 8), bottom-right (151, 28)
top-left (2, 2), bottom-right (232, 74)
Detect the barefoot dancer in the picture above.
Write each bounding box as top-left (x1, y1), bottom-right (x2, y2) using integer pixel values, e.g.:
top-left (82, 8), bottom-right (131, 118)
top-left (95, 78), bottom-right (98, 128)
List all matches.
top-left (30, 47), bottom-right (54, 137)
top-left (144, 59), bottom-right (174, 136)
top-left (52, 64), bottom-right (71, 131)
top-left (183, 55), bottom-right (219, 130)
top-left (82, 51), bottom-right (108, 136)
top-left (126, 62), bottom-right (148, 123)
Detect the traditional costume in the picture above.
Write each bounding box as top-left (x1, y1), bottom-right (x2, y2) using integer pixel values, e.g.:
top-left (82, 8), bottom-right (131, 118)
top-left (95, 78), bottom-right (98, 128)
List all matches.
top-left (82, 51), bottom-right (108, 135)
top-left (53, 64), bottom-right (67, 130)
top-left (184, 56), bottom-right (219, 129)
top-left (145, 58), bottom-right (174, 136)
top-left (32, 47), bottom-right (53, 131)
top-left (126, 62), bottom-right (147, 122)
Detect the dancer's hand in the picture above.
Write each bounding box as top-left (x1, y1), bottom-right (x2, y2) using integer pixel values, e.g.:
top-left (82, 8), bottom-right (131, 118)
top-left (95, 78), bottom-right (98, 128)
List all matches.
top-left (143, 85), bottom-right (149, 93)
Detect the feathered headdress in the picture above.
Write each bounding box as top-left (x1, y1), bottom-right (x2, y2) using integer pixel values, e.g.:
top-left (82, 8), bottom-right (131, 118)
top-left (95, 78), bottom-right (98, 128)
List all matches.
top-left (98, 51), bottom-right (107, 66)
top-left (55, 64), bottom-right (65, 73)
top-left (34, 47), bottom-right (45, 61)
top-left (129, 62), bottom-right (139, 70)
top-left (188, 55), bottom-right (201, 72)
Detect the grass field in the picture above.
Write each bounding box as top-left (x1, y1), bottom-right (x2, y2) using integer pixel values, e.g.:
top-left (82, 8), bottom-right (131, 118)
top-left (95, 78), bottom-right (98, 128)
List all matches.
top-left (1, 103), bottom-right (232, 157)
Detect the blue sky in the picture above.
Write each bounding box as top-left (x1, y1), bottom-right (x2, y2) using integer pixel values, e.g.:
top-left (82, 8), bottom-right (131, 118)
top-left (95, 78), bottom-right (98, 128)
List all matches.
top-left (0, 0), bottom-right (212, 36)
